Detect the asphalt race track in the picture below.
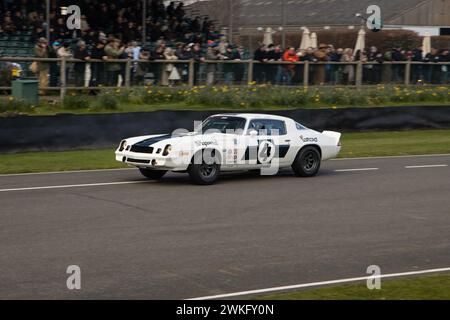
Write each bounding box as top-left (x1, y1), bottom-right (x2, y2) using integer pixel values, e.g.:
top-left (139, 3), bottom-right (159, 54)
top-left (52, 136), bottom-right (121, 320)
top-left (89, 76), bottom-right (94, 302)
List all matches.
top-left (1, 155), bottom-right (449, 299)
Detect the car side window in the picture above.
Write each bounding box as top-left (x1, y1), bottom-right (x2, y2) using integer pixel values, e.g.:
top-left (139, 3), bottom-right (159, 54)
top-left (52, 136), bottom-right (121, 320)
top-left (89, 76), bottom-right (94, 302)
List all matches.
top-left (248, 119), bottom-right (287, 136)
top-left (296, 122), bottom-right (307, 130)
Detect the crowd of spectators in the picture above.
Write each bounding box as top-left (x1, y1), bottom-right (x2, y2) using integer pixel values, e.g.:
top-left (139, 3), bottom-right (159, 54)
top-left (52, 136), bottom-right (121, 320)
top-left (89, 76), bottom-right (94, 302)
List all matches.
top-left (2, 1), bottom-right (450, 88)
top-left (1, 0), bottom-right (218, 44)
top-left (252, 43), bottom-right (450, 86)
top-left (31, 39), bottom-right (450, 89)
top-left (31, 38), bottom-right (450, 89)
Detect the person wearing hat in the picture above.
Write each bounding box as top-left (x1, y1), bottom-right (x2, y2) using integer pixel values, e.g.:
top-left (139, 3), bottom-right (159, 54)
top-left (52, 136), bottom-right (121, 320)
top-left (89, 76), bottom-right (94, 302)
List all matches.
top-left (313, 43), bottom-right (330, 85)
top-left (34, 37), bottom-right (49, 94)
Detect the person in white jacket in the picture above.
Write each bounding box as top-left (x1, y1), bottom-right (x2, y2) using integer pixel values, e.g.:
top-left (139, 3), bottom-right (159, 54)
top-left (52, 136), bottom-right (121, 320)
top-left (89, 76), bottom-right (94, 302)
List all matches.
top-left (162, 48), bottom-right (180, 86)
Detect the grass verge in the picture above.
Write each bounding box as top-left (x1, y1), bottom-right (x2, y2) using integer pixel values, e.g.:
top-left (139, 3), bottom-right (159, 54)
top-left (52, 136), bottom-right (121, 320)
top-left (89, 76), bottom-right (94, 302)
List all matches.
top-left (0, 130), bottom-right (449, 174)
top-left (256, 273), bottom-right (450, 300)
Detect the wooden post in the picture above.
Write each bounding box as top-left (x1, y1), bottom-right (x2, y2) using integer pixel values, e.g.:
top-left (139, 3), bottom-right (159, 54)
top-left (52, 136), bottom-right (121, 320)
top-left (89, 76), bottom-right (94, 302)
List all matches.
top-left (188, 59), bottom-right (195, 88)
top-left (404, 61), bottom-right (411, 86)
top-left (303, 61), bottom-right (309, 87)
top-left (356, 61), bottom-right (363, 87)
top-left (60, 57), bottom-right (67, 100)
top-left (125, 59), bottom-right (132, 88)
top-left (247, 60), bottom-right (254, 84)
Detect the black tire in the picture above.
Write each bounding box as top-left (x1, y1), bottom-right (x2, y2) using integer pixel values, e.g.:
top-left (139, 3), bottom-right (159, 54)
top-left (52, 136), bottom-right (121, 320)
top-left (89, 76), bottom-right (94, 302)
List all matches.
top-left (292, 146), bottom-right (321, 177)
top-left (188, 150), bottom-right (220, 185)
top-left (139, 168), bottom-right (167, 180)
top-left (248, 169), bottom-right (261, 176)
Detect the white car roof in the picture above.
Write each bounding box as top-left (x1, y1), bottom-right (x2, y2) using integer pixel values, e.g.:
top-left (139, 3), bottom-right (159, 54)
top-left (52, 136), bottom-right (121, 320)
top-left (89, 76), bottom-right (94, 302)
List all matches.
top-left (212, 113), bottom-right (292, 122)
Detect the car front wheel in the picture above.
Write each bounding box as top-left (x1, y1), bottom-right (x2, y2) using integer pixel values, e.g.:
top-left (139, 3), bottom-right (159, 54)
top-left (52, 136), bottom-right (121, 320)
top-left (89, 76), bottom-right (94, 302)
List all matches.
top-left (292, 146), bottom-right (321, 177)
top-left (139, 168), bottom-right (167, 180)
top-left (188, 150), bottom-right (221, 185)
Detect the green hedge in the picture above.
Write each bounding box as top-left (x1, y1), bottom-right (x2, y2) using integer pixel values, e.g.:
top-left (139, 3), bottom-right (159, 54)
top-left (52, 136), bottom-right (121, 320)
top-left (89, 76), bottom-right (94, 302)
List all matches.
top-left (113, 85), bottom-right (450, 108)
top-left (1, 85), bottom-right (450, 115)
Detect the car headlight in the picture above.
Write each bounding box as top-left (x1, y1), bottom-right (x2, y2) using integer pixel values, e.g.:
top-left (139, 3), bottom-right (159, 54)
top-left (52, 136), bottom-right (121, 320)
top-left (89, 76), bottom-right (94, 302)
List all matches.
top-left (119, 140), bottom-right (128, 151)
top-left (163, 144), bottom-right (172, 156)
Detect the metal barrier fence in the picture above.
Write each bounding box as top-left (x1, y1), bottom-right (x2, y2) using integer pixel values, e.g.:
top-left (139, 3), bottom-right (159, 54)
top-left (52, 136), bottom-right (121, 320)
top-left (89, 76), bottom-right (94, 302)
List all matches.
top-left (1, 57), bottom-right (449, 99)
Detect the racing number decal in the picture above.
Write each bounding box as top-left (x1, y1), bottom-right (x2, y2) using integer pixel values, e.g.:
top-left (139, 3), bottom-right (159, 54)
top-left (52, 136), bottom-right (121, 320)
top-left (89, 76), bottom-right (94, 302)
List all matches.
top-left (257, 140), bottom-right (276, 164)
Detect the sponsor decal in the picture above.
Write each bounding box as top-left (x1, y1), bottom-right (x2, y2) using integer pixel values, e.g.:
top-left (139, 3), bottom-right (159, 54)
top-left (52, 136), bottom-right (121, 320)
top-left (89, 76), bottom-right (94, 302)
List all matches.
top-left (300, 135), bottom-right (318, 143)
top-left (194, 139), bottom-right (219, 147)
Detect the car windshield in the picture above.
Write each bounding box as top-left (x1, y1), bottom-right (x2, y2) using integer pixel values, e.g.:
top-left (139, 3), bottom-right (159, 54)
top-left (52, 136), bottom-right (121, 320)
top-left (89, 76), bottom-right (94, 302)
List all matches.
top-left (199, 116), bottom-right (247, 134)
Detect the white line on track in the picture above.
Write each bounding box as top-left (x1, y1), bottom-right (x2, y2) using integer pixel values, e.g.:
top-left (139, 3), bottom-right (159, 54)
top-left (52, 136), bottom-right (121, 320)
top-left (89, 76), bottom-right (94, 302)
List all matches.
top-left (0, 168), bottom-right (134, 177)
top-left (331, 153), bottom-right (450, 161)
top-left (188, 267), bottom-right (450, 300)
top-left (0, 181), bottom-right (149, 193)
top-left (334, 168), bottom-right (379, 172)
top-left (405, 164), bottom-right (448, 169)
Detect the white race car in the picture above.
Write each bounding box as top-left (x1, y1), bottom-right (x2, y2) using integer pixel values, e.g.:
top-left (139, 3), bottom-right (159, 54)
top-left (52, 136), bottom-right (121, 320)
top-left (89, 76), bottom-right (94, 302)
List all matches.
top-left (115, 114), bottom-right (341, 185)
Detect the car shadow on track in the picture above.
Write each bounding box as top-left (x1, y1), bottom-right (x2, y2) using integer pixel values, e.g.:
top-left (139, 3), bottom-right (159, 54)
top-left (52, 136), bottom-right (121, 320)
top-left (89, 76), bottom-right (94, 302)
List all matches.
top-left (133, 169), bottom-right (336, 186)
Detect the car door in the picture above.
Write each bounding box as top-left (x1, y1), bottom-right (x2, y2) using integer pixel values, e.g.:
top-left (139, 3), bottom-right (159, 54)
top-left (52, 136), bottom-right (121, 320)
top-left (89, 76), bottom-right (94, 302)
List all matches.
top-left (244, 119), bottom-right (292, 169)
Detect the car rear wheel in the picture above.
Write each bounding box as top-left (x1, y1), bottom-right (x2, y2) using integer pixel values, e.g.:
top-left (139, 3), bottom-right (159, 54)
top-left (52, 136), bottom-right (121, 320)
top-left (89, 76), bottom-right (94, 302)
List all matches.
top-left (139, 168), bottom-right (167, 180)
top-left (292, 146), bottom-right (321, 177)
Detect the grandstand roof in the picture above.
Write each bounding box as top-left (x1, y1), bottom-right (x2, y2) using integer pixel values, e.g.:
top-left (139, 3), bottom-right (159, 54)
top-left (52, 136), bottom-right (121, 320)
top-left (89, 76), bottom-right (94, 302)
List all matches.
top-left (187, 0), bottom-right (450, 28)
top-left (237, 0), bottom-right (432, 27)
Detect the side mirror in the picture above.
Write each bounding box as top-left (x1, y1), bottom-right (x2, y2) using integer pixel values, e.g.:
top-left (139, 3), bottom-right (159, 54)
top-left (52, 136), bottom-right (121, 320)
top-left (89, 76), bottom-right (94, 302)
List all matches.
top-left (249, 129), bottom-right (258, 137)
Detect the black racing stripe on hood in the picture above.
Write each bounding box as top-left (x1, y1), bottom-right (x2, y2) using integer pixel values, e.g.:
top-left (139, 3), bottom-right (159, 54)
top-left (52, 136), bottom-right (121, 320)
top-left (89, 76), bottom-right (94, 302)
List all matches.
top-left (135, 134), bottom-right (173, 147)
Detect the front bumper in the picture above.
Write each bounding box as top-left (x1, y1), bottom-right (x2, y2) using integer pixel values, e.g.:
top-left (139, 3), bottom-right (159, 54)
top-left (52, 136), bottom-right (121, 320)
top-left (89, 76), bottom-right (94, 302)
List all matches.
top-left (115, 150), bottom-right (190, 171)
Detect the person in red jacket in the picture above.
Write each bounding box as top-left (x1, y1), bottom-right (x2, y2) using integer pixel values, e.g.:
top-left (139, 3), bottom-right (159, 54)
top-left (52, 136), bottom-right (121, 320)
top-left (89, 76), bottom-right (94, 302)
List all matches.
top-left (282, 47), bottom-right (299, 85)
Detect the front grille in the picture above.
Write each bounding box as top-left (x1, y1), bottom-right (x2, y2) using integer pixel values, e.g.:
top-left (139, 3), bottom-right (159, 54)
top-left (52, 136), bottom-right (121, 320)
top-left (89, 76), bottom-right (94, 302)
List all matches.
top-left (126, 158), bottom-right (150, 164)
top-left (130, 145), bottom-right (154, 154)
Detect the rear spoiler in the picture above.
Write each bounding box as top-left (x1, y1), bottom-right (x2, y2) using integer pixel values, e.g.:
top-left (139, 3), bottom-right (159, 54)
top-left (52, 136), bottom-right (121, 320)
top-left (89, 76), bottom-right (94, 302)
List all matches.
top-left (322, 131), bottom-right (342, 146)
